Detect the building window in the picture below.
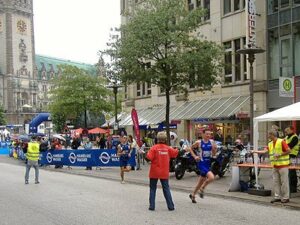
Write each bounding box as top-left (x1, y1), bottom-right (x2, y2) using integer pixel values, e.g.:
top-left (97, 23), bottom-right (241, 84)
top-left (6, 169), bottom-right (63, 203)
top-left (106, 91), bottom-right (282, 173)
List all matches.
top-left (121, 0), bottom-right (126, 13)
top-left (32, 94), bottom-right (37, 106)
top-left (194, 0), bottom-right (210, 20)
top-left (224, 38), bottom-right (247, 84)
top-left (234, 39), bottom-right (241, 81)
top-left (147, 82), bottom-right (152, 95)
top-left (294, 22), bottom-right (300, 75)
top-left (224, 0), bottom-right (245, 15)
top-left (124, 84), bottom-right (128, 99)
top-left (136, 82), bottom-right (151, 97)
top-left (234, 0), bottom-right (245, 11)
top-left (188, 0), bottom-right (194, 11)
top-left (295, 0), bottom-right (300, 5)
top-left (281, 0), bottom-right (290, 8)
top-left (242, 37), bottom-right (248, 80)
top-left (268, 0), bottom-right (279, 13)
top-left (224, 41), bottom-right (233, 83)
top-left (224, 0), bottom-right (231, 15)
top-left (42, 85), bottom-right (47, 92)
top-left (137, 82), bottom-right (141, 97)
top-left (203, 0), bottom-right (210, 20)
top-left (268, 24), bottom-right (296, 79)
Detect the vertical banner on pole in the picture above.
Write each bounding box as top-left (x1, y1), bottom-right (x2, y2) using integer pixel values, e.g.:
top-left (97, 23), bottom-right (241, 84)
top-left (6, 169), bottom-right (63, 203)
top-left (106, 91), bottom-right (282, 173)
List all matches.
top-left (131, 108), bottom-right (142, 147)
top-left (246, 0), bottom-right (256, 48)
top-left (245, 0), bottom-right (257, 80)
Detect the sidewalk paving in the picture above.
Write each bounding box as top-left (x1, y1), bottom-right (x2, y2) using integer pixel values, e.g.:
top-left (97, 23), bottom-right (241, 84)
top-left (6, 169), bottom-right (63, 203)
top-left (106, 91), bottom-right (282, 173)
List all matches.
top-left (1, 155), bottom-right (299, 210)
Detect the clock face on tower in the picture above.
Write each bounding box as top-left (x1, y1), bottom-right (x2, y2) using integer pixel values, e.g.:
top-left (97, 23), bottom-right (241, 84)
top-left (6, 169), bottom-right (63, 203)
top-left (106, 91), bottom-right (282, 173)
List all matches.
top-left (17, 20), bottom-right (27, 33)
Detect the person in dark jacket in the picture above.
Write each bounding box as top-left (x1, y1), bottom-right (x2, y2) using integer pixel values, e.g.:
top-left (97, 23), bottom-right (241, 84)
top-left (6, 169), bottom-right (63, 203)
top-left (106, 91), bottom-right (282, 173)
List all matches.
top-left (71, 137), bottom-right (81, 149)
top-left (146, 132), bottom-right (178, 211)
top-left (39, 137), bottom-right (49, 152)
top-left (284, 126), bottom-right (299, 193)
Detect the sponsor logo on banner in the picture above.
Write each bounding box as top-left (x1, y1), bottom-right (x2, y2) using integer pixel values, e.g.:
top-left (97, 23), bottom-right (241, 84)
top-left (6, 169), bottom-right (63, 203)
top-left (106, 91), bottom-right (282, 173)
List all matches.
top-left (69, 152), bottom-right (77, 164)
top-left (46, 152), bottom-right (53, 163)
top-left (279, 77), bottom-right (294, 97)
top-left (99, 152), bottom-right (110, 164)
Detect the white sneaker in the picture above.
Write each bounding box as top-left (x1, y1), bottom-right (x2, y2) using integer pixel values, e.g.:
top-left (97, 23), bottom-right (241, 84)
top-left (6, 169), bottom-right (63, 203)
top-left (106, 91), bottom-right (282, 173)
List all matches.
top-left (121, 180), bottom-right (125, 184)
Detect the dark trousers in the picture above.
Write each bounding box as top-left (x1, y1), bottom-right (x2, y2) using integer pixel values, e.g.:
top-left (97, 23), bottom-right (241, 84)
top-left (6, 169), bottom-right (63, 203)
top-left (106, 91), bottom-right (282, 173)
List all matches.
top-left (289, 155), bottom-right (298, 193)
top-left (149, 178), bottom-right (174, 210)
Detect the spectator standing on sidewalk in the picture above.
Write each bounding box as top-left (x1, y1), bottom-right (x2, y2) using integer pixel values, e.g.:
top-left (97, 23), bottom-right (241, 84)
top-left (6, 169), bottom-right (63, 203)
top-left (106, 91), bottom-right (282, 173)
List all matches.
top-left (71, 136), bottom-right (81, 150)
top-left (252, 129), bottom-right (291, 203)
top-left (128, 135), bottom-right (138, 170)
top-left (54, 138), bottom-right (63, 169)
top-left (25, 135), bottom-right (40, 184)
top-left (284, 126), bottom-right (299, 193)
top-left (214, 129), bottom-right (223, 144)
top-left (189, 129), bottom-right (217, 203)
top-left (117, 136), bottom-right (132, 184)
top-left (146, 132), bottom-right (178, 211)
top-left (84, 138), bottom-right (93, 170)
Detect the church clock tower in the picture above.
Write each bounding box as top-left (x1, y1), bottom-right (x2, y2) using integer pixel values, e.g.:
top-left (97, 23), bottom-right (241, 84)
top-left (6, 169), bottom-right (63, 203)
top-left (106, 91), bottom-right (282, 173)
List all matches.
top-left (0, 0), bottom-right (36, 124)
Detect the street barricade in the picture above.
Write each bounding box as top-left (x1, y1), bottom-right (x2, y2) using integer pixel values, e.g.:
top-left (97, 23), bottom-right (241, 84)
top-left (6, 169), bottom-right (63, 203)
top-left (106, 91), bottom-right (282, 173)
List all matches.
top-left (39, 149), bottom-right (136, 167)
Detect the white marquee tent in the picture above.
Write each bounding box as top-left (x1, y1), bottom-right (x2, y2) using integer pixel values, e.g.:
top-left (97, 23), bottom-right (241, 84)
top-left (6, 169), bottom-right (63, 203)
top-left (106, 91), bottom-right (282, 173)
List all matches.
top-left (253, 102), bottom-right (300, 150)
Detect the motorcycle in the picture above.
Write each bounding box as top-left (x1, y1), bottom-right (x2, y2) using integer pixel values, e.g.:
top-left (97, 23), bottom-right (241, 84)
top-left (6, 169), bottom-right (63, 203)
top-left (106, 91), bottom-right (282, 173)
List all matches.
top-left (211, 142), bottom-right (234, 177)
top-left (174, 148), bottom-right (200, 180)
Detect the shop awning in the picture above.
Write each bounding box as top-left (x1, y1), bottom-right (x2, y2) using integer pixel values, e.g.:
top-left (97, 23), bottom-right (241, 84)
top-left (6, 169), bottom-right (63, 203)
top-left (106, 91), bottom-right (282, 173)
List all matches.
top-left (103, 95), bottom-right (249, 127)
top-left (170, 95), bottom-right (250, 121)
top-left (104, 106), bottom-right (174, 127)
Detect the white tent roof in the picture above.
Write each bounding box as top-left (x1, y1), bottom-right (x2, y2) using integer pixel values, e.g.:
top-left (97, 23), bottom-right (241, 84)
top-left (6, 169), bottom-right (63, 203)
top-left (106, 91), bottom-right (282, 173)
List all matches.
top-left (254, 102), bottom-right (300, 123)
top-left (253, 102), bottom-right (300, 152)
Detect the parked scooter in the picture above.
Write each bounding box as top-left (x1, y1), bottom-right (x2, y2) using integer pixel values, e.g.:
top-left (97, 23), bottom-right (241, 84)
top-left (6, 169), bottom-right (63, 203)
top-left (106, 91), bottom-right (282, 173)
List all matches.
top-left (174, 140), bottom-right (200, 180)
top-left (211, 142), bottom-right (235, 177)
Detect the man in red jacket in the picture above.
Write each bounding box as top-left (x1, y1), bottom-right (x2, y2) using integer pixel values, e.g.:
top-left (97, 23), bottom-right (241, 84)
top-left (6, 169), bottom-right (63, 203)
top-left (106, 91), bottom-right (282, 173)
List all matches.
top-left (146, 132), bottom-right (178, 211)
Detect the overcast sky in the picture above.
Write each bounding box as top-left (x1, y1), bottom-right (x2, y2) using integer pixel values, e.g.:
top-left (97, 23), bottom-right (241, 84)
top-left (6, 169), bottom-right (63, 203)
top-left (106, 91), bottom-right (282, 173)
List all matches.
top-left (33, 0), bottom-right (120, 65)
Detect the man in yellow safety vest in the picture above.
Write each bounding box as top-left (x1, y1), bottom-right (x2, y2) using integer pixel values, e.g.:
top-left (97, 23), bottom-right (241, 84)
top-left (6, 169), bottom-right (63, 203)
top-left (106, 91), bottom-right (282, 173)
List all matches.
top-left (252, 129), bottom-right (291, 204)
top-left (25, 135), bottom-right (40, 184)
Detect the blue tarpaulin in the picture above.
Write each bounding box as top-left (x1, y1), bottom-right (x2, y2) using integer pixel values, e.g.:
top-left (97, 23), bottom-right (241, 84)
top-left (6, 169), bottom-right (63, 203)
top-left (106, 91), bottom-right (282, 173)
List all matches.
top-left (0, 142), bottom-right (10, 155)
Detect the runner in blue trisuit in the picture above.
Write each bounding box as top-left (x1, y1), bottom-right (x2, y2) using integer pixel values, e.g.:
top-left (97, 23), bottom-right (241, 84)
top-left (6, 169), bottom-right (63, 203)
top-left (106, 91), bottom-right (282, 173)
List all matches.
top-left (189, 129), bottom-right (217, 203)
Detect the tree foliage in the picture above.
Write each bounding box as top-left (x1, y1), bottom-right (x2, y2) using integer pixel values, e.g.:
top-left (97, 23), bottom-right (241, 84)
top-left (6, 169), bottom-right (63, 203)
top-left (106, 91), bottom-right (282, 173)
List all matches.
top-left (103, 0), bottom-right (224, 143)
top-left (48, 65), bottom-right (113, 129)
top-left (0, 104), bottom-right (6, 125)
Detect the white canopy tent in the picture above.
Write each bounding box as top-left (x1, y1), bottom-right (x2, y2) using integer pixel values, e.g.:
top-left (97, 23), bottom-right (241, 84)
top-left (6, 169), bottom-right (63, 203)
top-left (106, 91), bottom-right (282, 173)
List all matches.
top-left (253, 102), bottom-right (300, 151)
top-left (252, 102), bottom-right (300, 188)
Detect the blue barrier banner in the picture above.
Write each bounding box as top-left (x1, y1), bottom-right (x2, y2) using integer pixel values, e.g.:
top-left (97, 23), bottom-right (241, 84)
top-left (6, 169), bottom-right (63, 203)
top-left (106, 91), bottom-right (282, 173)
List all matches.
top-left (39, 149), bottom-right (136, 167)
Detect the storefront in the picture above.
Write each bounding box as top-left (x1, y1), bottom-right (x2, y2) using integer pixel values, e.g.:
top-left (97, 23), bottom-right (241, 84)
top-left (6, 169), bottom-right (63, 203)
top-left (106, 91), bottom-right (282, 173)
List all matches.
top-left (170, 95), bottom-right (250, 143)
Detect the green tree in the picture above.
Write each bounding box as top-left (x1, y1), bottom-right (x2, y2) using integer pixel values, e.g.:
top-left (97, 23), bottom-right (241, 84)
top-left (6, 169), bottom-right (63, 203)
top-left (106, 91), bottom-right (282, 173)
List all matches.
top-left (49, 65), bottom-right (113, 130)
top-left (104, 0), bottom-right (223, 144)
top-left (0, 104), bottom-right (6, 125)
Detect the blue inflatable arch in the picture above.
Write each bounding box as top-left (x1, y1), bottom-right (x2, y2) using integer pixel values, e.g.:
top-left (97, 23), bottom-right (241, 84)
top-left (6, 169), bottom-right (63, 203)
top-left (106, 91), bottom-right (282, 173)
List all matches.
top-left (29, 113), bottom-right (51, 133)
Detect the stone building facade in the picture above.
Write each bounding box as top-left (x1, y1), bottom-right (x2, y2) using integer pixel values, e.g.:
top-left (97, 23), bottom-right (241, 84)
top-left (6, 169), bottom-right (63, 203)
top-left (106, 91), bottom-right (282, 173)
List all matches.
top-left (0, 0), bottom-right (97, 126)
top-left (119, 0), bottom-right (268, 145)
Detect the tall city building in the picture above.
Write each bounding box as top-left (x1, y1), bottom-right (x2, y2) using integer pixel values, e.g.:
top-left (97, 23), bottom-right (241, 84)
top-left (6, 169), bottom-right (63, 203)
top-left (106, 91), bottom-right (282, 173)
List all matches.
top-left (0, 0), bottom-right (98, 128)
top-left (0, 0), bottom-right (36, 124)
top-left (118, 0), bottom-right (268, 145)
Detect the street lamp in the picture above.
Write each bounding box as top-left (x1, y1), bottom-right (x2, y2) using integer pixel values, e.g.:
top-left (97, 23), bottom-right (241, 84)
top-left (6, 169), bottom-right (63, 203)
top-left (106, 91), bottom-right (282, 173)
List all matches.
top-left (107, 82), bottom-right (122, 134)
top-left (237, 47), bottom-right (265, 147)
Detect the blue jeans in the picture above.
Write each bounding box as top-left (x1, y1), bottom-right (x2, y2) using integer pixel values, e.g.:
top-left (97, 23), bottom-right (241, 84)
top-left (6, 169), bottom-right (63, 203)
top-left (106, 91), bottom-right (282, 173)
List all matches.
top-left (25, 160), bottom-right (39, 182)
top-left (149, 178), bottom-right (174, 210)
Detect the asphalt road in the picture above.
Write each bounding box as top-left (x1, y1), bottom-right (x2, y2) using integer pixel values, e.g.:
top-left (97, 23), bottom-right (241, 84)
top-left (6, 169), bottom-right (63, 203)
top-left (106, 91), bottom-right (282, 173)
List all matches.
top-left (0, 162), bottom-right (299, 225)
